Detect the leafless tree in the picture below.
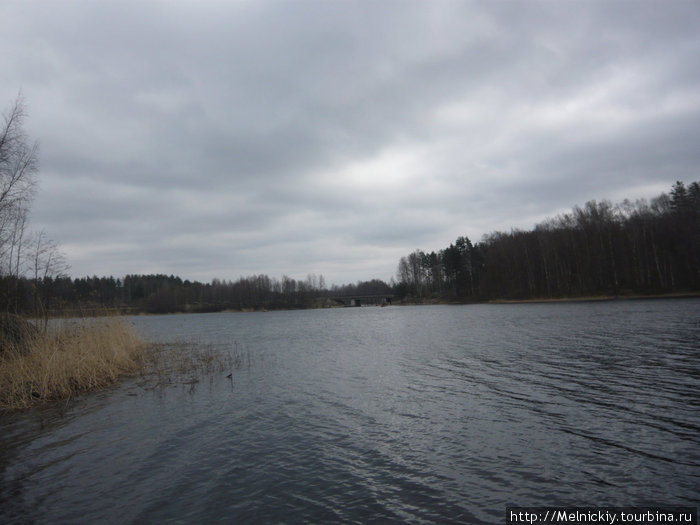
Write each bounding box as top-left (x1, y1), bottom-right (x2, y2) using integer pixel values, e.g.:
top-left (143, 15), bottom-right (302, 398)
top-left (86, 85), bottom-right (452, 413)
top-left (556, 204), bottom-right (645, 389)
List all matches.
top-left (0, 95), bottom-right (38, 278)
top-left (30, 230), bottom-right (69, 326)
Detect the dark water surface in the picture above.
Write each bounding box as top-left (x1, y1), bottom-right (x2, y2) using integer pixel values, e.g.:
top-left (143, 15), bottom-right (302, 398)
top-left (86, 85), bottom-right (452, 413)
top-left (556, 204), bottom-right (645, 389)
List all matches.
top-left (1, 300), bottom-right (698, 524)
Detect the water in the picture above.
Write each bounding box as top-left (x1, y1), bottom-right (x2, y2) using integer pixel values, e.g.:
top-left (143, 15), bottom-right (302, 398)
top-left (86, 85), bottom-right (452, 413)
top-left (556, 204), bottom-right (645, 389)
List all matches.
top-left (1, 299), bottom-right (698, 524)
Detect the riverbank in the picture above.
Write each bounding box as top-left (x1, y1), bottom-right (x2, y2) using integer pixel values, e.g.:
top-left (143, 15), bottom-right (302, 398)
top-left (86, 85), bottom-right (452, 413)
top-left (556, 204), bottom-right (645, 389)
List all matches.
top-left (0, 319), bottom-right (148, 412)
top-left (32, 288), bottom-right (700, 317)
top-left (396, 291), bottom-right (700, 306)
top-left (485, 291), bottom-right (700, 304)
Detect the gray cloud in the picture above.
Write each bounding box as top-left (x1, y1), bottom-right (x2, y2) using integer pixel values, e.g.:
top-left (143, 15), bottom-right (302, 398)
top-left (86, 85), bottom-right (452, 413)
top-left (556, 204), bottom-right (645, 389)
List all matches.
top-left (1, 0), bottom-right (698, 284)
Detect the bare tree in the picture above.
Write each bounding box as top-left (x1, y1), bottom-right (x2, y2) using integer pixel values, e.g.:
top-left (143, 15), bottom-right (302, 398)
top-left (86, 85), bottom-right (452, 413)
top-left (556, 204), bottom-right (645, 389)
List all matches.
top-left (0, 95), bottom-right (38, 278)
top-left (30, 230), bottom-right (69, 326)
top-left (0, 95), bottom-right (44, 313)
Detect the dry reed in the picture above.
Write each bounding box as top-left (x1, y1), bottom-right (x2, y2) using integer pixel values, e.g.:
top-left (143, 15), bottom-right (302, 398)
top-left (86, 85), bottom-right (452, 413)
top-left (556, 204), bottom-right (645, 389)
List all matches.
top-left (139, 341), bottom-right (248, 389)
top-left (0, 319), bottom-right (148, 412)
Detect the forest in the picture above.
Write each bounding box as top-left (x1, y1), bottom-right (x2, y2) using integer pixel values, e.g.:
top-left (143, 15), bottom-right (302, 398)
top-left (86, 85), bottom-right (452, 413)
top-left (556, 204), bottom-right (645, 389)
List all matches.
top-left (0, 180), bottom-right (696, 316)
top-left (1, 272), bottom-right (395, 315)
top-left (397, 180), bottom-right (700, 301)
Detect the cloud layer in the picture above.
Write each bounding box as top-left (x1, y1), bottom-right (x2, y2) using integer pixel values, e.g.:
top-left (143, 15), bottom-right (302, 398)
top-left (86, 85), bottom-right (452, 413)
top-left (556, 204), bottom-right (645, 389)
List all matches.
top-left (1, 1), bottom-right (698, 284)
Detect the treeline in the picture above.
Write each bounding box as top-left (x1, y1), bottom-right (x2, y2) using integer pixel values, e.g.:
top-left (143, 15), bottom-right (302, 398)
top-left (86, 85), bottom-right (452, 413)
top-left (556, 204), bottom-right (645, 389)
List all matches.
top-left (396, 181), bottom-right (700, 301)
top-left (0, 95), bottom-right (396, 317)
top-left (2, 174), bottom-right (697, 315)
top-left (0, 272), bottom-right (395, 315)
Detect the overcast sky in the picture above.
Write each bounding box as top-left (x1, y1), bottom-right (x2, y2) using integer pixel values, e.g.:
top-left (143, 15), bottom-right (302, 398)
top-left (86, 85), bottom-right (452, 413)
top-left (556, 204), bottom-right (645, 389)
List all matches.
top-left (1, 1), bottom-right (698, 285)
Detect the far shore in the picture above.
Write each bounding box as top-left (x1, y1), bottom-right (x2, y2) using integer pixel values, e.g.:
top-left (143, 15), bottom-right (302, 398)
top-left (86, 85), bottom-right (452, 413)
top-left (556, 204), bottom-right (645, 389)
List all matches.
top-left (484, 291), bottom-right (700, 305)
top-left (36, 290), bottom-right (700, 318)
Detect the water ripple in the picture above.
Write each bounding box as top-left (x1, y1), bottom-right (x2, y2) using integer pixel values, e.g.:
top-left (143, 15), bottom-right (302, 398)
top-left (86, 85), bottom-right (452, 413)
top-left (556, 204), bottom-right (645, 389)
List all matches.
top-left (1, 300), bottom-right (698, 523)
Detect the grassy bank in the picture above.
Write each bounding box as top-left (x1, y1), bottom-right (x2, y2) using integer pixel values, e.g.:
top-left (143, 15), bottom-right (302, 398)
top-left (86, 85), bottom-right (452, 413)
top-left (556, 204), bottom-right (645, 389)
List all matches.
top-left (0, 319), bottom-right (148, 412)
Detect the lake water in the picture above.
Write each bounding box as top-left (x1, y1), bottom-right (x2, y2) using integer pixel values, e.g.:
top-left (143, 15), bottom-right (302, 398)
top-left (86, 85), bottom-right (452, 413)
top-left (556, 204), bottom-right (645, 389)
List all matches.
top-left (1, 300), bottom-right (698, 524)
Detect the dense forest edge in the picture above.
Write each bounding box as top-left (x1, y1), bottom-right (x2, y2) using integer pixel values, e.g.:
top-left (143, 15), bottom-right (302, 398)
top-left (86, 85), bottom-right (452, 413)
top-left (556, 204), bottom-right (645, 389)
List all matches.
top-left (1, 180), bottom-right (698, 317)
top-left (396, 180), bottom-right (700, 303)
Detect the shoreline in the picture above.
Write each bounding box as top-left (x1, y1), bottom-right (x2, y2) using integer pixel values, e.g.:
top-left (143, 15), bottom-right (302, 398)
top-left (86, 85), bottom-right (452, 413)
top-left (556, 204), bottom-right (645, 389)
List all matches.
top-left (484, 291), bottom-right (700, 305)
top-left (37, 291), bottom-right (700, 318)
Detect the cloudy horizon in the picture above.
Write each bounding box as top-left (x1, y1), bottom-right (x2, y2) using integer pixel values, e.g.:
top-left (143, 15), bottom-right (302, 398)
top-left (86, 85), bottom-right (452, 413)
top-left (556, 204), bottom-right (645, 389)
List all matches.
top-left (2, 1), bottom-right (698, 285)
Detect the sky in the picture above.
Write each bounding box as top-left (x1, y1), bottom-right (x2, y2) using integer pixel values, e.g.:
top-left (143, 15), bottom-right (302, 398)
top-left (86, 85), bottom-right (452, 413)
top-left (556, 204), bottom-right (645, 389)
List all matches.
top-left (1, 1), bottom-right (699, 285)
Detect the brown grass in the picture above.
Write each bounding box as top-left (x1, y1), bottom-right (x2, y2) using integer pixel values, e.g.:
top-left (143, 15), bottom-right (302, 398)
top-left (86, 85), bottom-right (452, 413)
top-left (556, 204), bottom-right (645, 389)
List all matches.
top-left (0, 319), bottom-right (148, 412)
top-left (0, 319), bottom-right (254, 413)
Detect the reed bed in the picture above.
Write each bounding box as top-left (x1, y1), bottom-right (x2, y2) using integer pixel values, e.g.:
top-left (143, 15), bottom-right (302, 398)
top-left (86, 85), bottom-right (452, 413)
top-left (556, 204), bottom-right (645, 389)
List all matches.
top-left (139, 341), bottom-right (249, 389)
top-left (0, 319), bottom-right (148, 412)
top-left (1, 317), bottom-right (253, 412)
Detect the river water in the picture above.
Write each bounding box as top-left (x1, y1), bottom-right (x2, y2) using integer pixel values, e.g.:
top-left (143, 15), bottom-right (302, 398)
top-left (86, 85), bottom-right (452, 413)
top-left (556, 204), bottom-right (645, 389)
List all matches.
top-left (1, 299), bottom-right (698, 524)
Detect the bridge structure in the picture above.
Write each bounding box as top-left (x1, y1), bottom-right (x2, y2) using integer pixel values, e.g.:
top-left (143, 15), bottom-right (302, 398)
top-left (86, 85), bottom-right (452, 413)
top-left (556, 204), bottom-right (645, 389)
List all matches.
top-left (329, 294), bottom-right (397, 307)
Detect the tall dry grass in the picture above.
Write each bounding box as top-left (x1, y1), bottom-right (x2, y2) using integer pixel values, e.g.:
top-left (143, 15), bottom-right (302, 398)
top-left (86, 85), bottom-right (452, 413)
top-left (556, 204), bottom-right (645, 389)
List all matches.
top-left (0, 319), bottom-right (148, 412)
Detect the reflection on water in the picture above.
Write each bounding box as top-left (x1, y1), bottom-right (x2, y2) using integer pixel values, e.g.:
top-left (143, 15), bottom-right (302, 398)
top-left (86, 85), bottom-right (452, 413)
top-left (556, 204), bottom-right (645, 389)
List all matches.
top-left (1, 299), bottom-right (698, 523)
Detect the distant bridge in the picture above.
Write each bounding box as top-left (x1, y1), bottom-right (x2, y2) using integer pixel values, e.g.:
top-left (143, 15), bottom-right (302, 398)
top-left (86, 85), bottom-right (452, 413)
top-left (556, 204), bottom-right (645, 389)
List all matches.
top-left (329, 294), bottom-right (396, 307)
